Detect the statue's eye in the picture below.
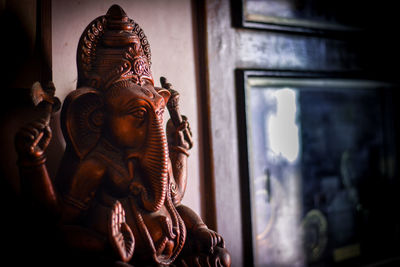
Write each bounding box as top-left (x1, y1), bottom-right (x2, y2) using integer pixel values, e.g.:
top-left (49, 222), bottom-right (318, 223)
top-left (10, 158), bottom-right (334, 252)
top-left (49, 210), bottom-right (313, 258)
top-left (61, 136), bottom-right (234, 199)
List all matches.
top-left (131, 108), bottom-right (146, 119)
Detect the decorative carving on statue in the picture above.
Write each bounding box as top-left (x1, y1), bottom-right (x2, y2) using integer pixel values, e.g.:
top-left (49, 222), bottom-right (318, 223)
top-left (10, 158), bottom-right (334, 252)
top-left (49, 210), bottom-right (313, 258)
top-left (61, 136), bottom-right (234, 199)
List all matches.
top-left (15, 5), bottom-right (230, 267)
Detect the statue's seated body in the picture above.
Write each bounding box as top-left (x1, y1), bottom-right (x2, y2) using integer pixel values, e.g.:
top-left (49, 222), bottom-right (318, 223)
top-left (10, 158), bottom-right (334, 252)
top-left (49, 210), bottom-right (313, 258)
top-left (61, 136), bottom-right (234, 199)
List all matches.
top-left (15, 5), bottom-right (230, 267)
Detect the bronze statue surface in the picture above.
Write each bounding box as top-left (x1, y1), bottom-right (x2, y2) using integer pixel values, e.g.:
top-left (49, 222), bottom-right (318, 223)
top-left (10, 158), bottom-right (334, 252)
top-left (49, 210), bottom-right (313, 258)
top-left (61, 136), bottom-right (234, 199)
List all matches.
top-left (15, 5), bottom-right (230, 267)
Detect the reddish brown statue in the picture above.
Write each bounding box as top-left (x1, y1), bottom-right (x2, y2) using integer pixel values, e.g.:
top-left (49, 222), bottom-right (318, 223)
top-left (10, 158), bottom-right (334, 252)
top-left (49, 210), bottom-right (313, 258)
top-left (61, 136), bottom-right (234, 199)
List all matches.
top-left (15, 5), bottom-right (230, 267)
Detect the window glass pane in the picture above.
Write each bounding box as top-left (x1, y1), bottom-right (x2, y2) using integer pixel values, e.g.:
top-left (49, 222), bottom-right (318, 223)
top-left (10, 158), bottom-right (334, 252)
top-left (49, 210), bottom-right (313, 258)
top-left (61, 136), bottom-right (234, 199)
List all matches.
top-left (246, 78), bottom-right (396, 266)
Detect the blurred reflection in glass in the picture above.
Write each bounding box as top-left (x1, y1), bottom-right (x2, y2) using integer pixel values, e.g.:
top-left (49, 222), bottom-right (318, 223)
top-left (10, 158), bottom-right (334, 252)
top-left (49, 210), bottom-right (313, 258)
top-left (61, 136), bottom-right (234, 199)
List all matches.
top-left (250, 86), bottom-right (303, 266)
top-left (245, 78), bottom-right (395, 266)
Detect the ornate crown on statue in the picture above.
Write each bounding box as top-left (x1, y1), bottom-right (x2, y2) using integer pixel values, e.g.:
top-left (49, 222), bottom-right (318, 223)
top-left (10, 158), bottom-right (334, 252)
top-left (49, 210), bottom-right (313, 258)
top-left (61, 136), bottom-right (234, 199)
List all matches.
top-left (77, 5), bottom-right (153, 90)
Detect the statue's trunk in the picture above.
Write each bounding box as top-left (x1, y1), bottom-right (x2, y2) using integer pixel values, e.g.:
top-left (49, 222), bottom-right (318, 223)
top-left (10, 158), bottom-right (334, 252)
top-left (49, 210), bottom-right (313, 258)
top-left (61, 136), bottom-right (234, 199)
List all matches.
top-left (139, 113), bottom-right (168, 212)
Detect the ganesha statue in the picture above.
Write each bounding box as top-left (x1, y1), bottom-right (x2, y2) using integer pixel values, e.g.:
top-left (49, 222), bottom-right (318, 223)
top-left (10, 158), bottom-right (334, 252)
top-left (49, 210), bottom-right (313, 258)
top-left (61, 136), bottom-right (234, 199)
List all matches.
top-left (15, 5), bottom-right (230, 267)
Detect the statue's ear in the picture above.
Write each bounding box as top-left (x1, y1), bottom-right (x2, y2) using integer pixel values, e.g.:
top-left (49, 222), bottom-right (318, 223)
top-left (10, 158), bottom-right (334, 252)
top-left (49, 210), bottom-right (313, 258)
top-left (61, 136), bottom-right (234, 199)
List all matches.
top-left (61, 87), bottom-right (104, 160)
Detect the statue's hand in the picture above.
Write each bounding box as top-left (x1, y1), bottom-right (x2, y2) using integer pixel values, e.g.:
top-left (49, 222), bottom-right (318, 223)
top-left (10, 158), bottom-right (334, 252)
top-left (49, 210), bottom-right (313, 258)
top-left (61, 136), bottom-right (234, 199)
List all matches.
top-left (194, 227), bottom-right (225, 254)
top-left (208, 246), bottom-right (231, 267)
top-left (15, 118), bottom-right (52, 160)
top-left (183, 227), bottom-right (231, 267)
top-left (194, 228), bottom-right (231, 267)
top-left (109, 201), bottom-right (135, 263)
top-left (166, 115), bottom-right (193, 150)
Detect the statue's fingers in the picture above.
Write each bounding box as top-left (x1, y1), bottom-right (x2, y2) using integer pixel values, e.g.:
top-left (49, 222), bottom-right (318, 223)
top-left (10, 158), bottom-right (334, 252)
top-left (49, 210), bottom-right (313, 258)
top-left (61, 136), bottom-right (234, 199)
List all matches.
top-left (24, 126), bottom-right (40, 139)
top-left (215, 234), bottom-right (221, 248)
top-left (121, 206), bottom-right (126, 224)
top-left (212, 232), bottom-right (219, 248)
top-left (114, 218), bottom-right (121, 236)
top-left (213, 232), bottom-right (224, 249)
top-left (39, 125), bottom-right (52, 149)
top-left (111, 204), bottom-right (120, 236)
top-left (204, 232), bottom-right (214, 253)
top-left (111, 212), bottom-right (118, 236)
top-left (117, 202), bottom-right (125, 224)
top-left (207, 231), bottom-right (215, 248)
top-left (30, 132), bottom-right (44, 153)
top-left (113, 201), bottom-right (121, 224)
top-left (18, 129), bottom-right (35, 141)
top-left (217, 236), bottom-right (224, 249)
top-left (30, 120), bottom-right (46, 131)
top-left (43, 125), bottom-right (52, 139)
top-left (116, 202), bottom-right (121, 225)
top-left (214, 233), bottom-right (220, 244)
top-left (176, 121), bottom-right (187, 132)
top-left (121, 205), bottom-right (126, 224)
top-left (109, 214), bottom-right (115, 237)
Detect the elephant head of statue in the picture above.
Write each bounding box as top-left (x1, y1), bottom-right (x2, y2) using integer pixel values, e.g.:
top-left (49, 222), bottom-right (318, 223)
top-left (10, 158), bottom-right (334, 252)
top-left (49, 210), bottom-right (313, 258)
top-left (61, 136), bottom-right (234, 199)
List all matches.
top-left (60, 4), bottom-right (172, 212)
